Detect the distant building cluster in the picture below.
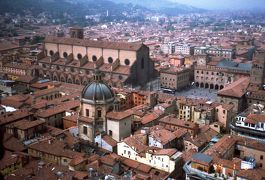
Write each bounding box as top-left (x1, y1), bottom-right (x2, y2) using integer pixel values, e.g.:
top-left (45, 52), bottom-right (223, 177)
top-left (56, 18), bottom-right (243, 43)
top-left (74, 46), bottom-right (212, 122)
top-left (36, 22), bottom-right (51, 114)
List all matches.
top-left (1, 9), bottom-right (265, 180)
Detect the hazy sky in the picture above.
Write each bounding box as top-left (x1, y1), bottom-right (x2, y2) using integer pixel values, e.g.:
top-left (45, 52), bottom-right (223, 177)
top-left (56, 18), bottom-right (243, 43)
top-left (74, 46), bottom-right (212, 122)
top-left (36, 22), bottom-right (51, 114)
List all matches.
top-left (170, 0), bottom-right (265, 10)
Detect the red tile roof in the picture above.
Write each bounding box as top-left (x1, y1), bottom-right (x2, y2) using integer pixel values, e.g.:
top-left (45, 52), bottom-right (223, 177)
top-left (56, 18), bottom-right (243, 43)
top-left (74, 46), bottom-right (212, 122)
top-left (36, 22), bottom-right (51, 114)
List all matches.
top-left (106, 110), bottom-right (132, 121)
top-left (11, 119), bottom-right (45, 130)
top-left (0, 110), bottom-right (33, 126)
top-left (36, 100), bottom-right (80, 118)
top-left (102, 135), bottom-right (117, 147)
top-left (217, 77), bottom-right (249, 98)
top-left (45, 36), bottom-right (144, 51)
top-left (3, 133), bottom-right (26, 152)
top-left (141, 112), bottom-right (160, 125)
top-left (149, 129), bottom-right (178, 145)
top-left (245, 114), bottom-right (265, 123)
top-left (150, 148), bottom-right (177, 156)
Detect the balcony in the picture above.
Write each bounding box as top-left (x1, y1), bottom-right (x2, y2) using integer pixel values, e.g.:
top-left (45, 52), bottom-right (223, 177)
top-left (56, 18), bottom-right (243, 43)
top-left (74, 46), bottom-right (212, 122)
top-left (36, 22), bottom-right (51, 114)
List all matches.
top-left (234, 119), bottom-right (265, 132)
top-left (230, 120), bottom-right (265, 141)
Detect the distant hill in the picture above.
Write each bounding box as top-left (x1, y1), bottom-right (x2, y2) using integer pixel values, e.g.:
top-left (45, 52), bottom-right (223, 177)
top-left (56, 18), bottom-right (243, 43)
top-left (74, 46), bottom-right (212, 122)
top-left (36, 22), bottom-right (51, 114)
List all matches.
top-left (0, 0), bottom-right (205, 25)
top-left (110, 0), bottom-right (205, 15)
top-left (0, 0), bottom-right (151, 26)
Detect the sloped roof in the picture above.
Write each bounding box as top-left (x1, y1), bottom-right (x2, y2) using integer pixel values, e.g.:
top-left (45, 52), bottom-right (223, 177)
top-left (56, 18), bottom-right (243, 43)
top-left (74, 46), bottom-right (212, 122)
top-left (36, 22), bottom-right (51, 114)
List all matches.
top-left (216, 59), bottom-right (252, 71)
top-left (45, 36), bottom-right (144, 51)
top-left (217, 77), bottom-right (250, 98)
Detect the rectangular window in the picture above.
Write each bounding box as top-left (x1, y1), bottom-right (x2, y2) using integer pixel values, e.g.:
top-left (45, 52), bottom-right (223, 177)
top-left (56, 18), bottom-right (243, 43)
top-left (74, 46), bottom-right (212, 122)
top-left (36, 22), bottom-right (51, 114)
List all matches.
top-left (83, 126), bottom-right (87, 134)
top-left (261, 155), bottom-right (263, 160)
top-left (97, 110), bottom-right (102, 118)
top-left (86, 109), bottom-right (89, 117)
top-left (109, 130), bottom-right (113, 136)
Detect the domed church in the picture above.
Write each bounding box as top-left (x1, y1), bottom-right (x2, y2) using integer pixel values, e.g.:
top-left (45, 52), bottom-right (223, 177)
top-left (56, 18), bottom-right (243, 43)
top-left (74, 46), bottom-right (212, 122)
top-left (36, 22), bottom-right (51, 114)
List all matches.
top-left (78, 68), bottom-right (115, 143)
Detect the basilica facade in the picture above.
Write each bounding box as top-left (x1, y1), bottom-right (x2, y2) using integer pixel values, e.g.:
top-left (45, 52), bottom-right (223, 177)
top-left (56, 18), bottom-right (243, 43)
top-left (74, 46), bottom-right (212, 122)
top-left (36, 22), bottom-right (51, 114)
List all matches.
top-left (36, 28), bottom-right (156, 88)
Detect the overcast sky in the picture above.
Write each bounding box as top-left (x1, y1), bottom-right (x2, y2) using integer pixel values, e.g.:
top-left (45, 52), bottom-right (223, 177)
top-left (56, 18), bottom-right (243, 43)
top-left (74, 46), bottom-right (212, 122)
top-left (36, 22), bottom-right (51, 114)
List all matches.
top-left (169, 0), bottom-right (265, 10)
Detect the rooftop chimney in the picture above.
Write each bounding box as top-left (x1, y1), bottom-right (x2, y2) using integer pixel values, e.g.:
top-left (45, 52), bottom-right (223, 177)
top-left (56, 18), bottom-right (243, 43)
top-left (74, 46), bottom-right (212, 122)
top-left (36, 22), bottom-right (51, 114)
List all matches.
top-left (69, 27), bottom-right (84, 39)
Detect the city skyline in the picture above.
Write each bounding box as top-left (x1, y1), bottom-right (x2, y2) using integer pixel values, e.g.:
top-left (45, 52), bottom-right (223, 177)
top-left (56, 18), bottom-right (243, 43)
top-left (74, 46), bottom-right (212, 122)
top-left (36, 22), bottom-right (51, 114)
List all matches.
top-left (1, 0), bottom-right (265, 179)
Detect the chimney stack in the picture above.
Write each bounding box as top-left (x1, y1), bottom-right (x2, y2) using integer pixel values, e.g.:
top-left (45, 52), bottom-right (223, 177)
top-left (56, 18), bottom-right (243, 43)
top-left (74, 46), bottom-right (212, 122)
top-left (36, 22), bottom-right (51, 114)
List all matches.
top-left (69, 27), bottom-right (84, 39)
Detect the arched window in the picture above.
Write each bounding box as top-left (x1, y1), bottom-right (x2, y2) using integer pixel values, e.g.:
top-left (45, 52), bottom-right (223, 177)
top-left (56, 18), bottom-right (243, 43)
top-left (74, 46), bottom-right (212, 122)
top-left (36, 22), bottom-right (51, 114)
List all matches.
top-left (92, 55), bottom-right (97, 61)
top-left (49, 50), bottom-right (54, 56)
top-left (125, 59), bottom-right (130, 66)
top-left (215, 84), bottom-right (219, 90)
top-left (77, 53), bottom-right (82, 60)
top-left (63, 52), bottom-right (68, 58)
top-left (108, 57), bottom-right (113, 64)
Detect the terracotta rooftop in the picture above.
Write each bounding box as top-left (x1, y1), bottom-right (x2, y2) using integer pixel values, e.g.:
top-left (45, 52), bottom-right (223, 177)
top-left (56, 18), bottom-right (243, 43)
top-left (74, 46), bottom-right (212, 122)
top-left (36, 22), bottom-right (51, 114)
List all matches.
top-left (69, 155), bottom-right (87, 166)
top-left (31, 81), bottom-right (54, 89)
top-left (150, 148), bottom-right (178, 157)
top-left (0, 151), bottom-right (25, 170)
top-left (184, 133), bottom-right (208, 148)
top-left (159, 115), bottom-right (198, 130)
top-left (63, 114), bottom-right (78, 122)
top-left (78, 116), bottom-right (93, 124)
top-left (36, 100), bottom-right (80, 118)
top-left (205, 135), bottom-right (237, 158)
top-left (123, 135), bottom-right (149, 155)
top-left (237, 168), bottom-right (265, 180)
top-left (106, 109), bottom-right (132, 121)
top-left (173, 129), bottom-right (188, 138)
top-left (221, 103), bottom-right (234, 111)
top-left (0, 110), bottom-right (33, 126)
top-left (245, 113), bottom-right (265, 123)
top-left (121, 158), bottom-right (152, 173)
top-left (181, 149), bottom-right (197, 162)
top-left (3, 133), bottom-right (26, 152)
top-left (102, 135), bottom-right (117, 147)
top-left (33, 87), bottom-right (61, 98)
top-left (45, 36), bottom-right (144, 51)
top-left (29, 138), bottom-right (84, 159)
top-left (11, 119), bottom-right (45, 130)
top-left (5, 159), bottom-right (74, 180)
top-left (141, 112), bottom-right (160, 125)
top-left (236, 135), bottom-right (265, 152)
top-left (73, 171), bottom-right (88, 180)
top-left (217, 77), bottom-right (250, 98)
top-left (0, 41), bottom-right (19, 52)
top-left (149, 128), bottom-right (178, 145)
